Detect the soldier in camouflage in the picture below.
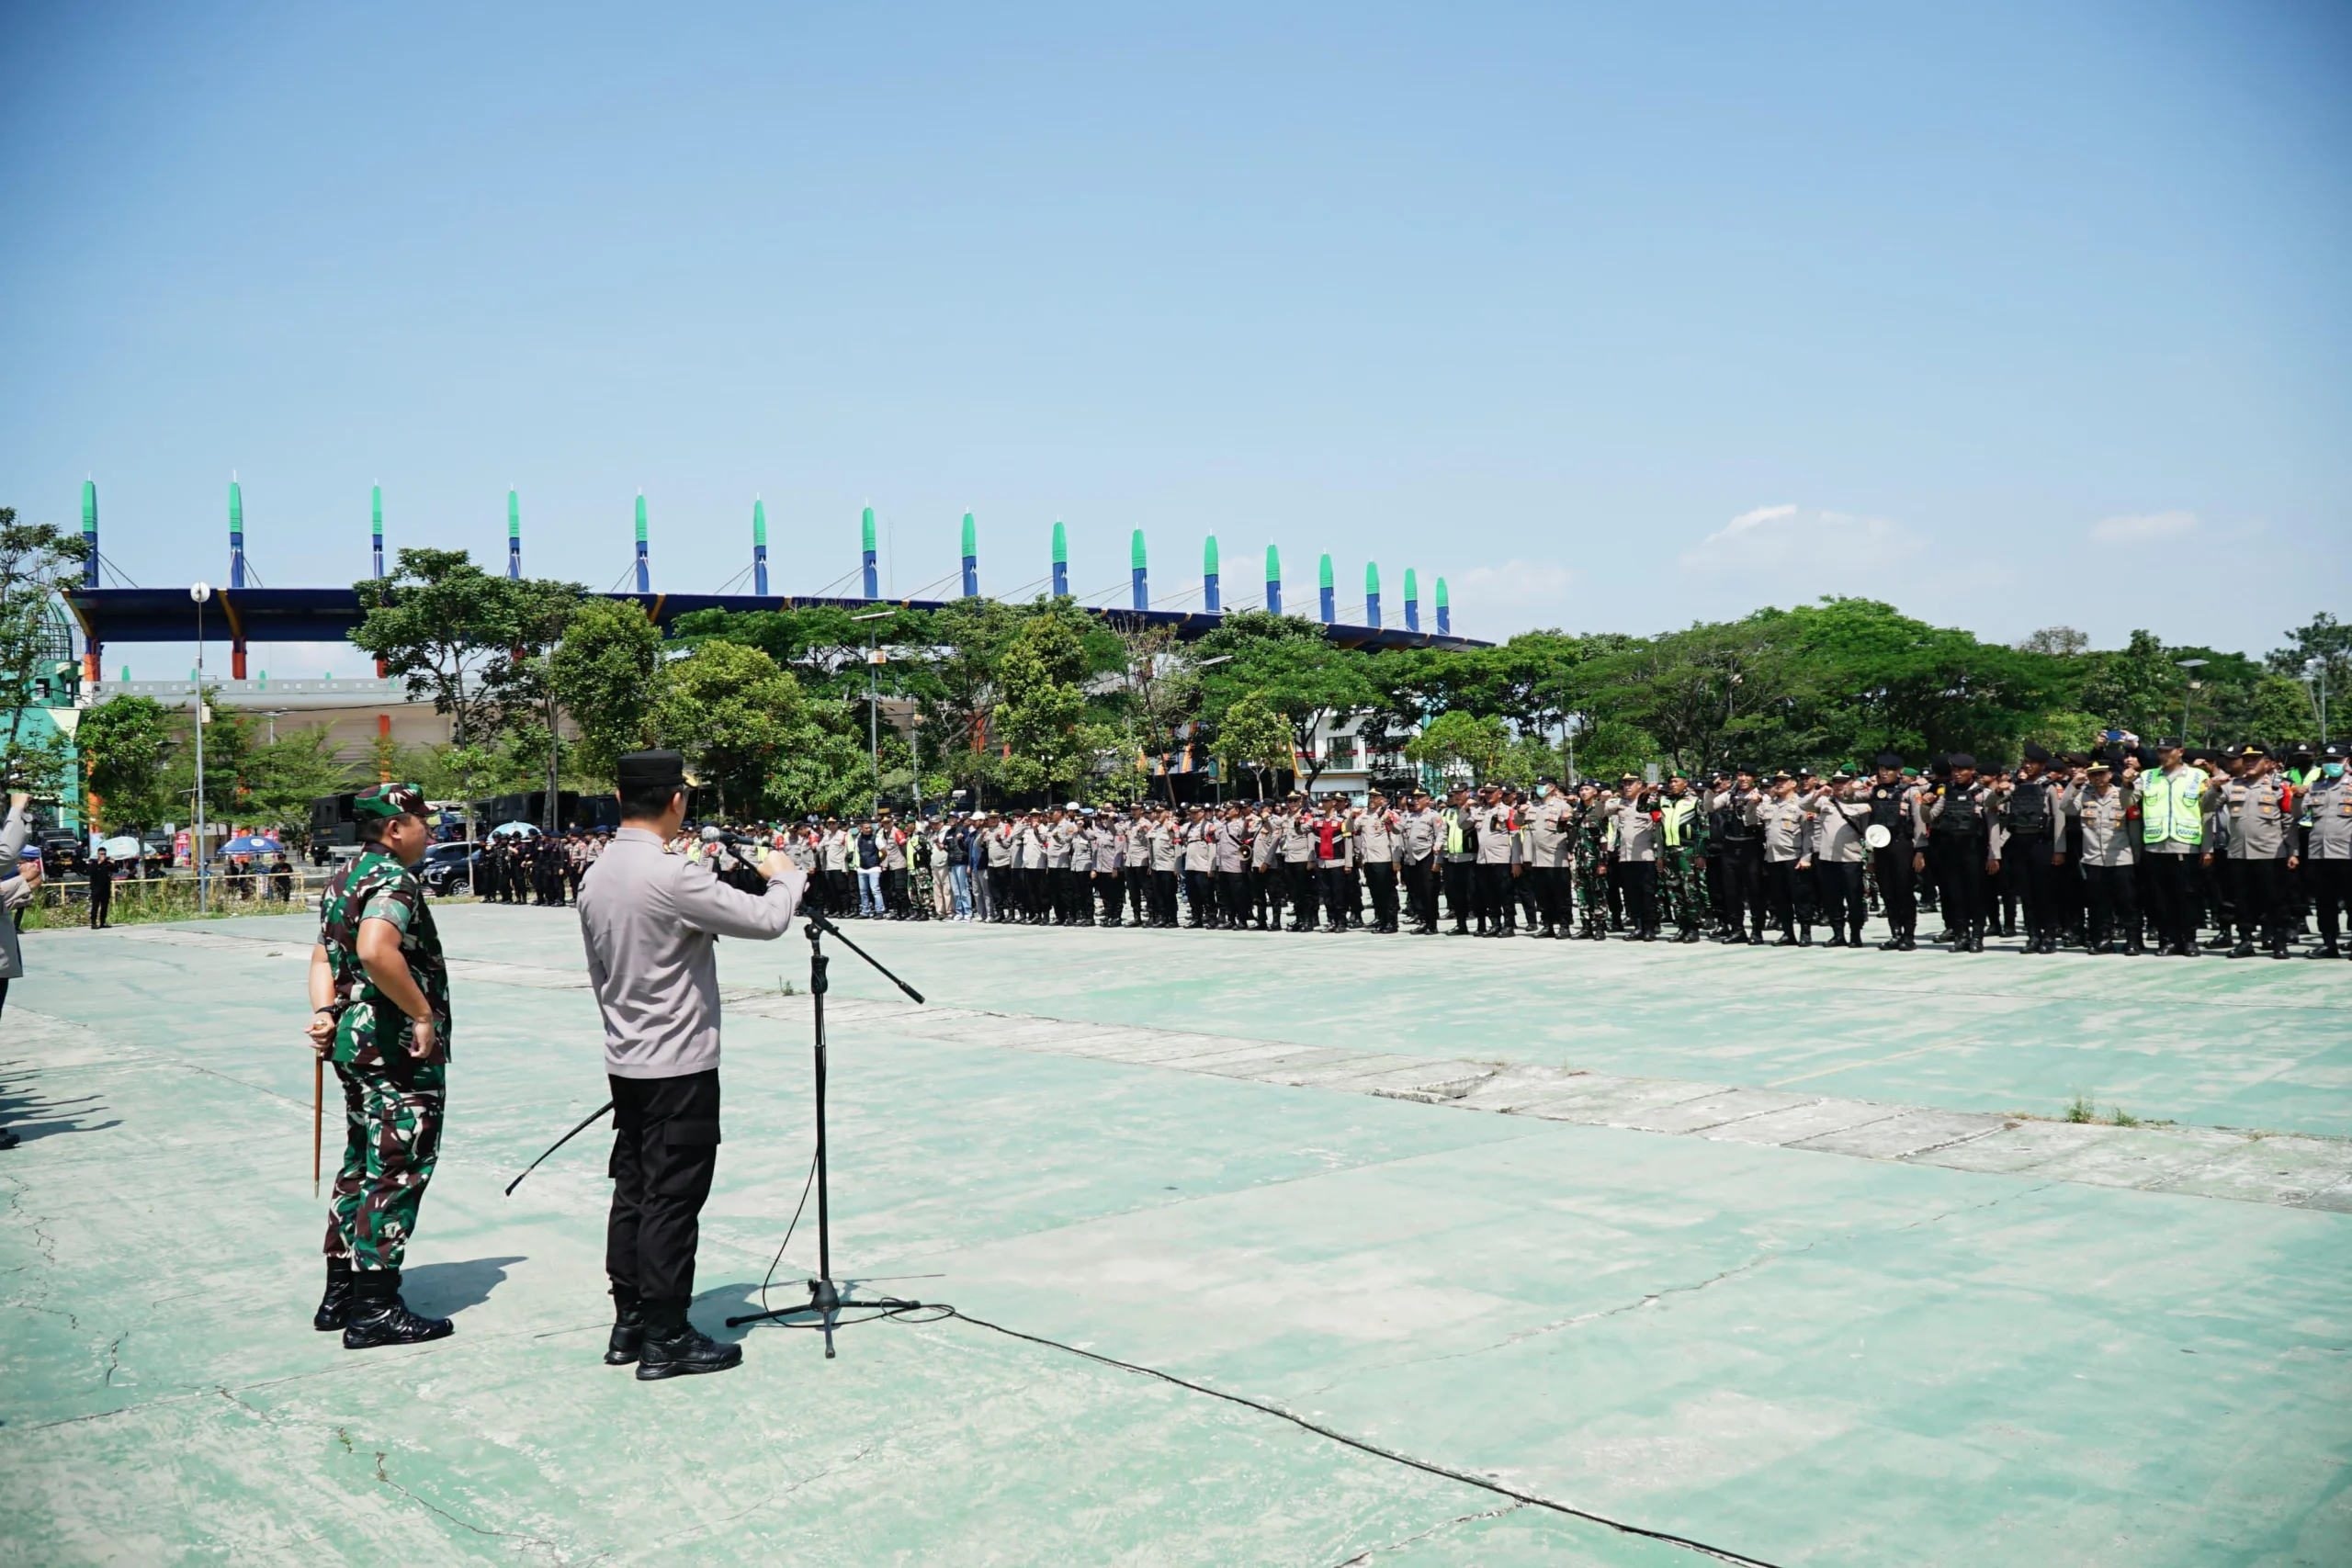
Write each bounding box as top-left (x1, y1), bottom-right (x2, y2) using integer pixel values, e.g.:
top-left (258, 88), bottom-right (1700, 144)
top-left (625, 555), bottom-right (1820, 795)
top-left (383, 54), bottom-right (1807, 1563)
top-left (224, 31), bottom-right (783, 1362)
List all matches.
top-left (1655, 773), bottom-right (1708, 942)
top-left (304, 783), bottom-right (457, 1349)
top-left (1571, 783), bottom-right (1611, 940)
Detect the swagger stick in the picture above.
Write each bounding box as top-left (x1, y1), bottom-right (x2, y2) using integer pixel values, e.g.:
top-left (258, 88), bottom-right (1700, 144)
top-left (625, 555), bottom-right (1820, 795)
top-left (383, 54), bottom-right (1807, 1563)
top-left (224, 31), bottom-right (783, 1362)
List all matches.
top-left (505, 1100), bottom-right (614, 1197)
top-left (312, 1055), bottom-right (323, 1199)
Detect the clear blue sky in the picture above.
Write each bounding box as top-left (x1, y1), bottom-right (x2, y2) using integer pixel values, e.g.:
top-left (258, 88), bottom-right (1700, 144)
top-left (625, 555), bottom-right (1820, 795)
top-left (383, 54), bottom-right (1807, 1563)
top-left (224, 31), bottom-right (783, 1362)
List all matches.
top-left (2, 1), bottom-right (2345, 676)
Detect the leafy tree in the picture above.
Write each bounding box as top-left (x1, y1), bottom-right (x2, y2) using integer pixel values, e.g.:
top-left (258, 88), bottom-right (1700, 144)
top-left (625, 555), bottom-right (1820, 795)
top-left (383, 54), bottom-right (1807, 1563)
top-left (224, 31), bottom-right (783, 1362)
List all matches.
top-left (650, 641), bottom-right (870, 818)
top-left (350, 548), bottom-right (517, 744)
top-left (1193, 610), bottom-right (1377, 791)
top-left (0, 510), bottom-right (91, 795)
top-left (1404, 709), bottom-right (1510, 784)
top-left (1107, 624), bottom-right (1202, 804)
top-left (476, 577), bottom-right (589, 820)
top-left (548, 597), bottom-right (665, 779)
top-left (1213, 690), bottom-right (1294, 799)
top-left (240, 726), bottom-right (363, 832)
top-left (79, 694), bottom-right (175, 830)
top-left (994, 608), bottom-right (1109, 802)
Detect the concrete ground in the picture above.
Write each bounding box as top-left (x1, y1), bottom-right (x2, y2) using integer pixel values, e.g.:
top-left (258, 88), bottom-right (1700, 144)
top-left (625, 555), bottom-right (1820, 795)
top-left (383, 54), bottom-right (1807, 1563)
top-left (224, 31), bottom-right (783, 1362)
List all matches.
top-left (1, 904), bottom-right (2346, 1566)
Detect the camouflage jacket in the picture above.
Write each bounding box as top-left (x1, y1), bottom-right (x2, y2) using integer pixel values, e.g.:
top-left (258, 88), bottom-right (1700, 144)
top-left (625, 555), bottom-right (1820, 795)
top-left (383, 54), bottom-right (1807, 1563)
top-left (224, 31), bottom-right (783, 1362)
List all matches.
top-left (320, 849), bottom-right (452, 1072)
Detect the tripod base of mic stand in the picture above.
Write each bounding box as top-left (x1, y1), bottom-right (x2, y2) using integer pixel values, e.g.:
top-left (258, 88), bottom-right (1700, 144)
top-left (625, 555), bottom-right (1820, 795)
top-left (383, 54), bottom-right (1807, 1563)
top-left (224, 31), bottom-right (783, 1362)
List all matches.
top-left (725, 1277), bottom-right (923, 1359)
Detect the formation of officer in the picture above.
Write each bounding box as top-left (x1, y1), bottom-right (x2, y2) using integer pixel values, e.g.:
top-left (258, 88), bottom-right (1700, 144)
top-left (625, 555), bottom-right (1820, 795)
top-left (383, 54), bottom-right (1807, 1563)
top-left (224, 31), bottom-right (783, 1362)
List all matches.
top-left (718, 738), bottom-right (2352, 959)
top-left (477, 830), bottom-right (596, 905)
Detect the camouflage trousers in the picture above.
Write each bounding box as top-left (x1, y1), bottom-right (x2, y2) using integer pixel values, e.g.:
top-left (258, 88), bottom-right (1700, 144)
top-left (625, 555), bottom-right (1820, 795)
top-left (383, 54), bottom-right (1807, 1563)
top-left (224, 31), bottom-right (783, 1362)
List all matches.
top-left (322, 1058), bottom-right (445, 1272)
top-left (1573, 845), bottom-right (1610, 934)
top-left (1658, 848), bottom-right (1704, 931)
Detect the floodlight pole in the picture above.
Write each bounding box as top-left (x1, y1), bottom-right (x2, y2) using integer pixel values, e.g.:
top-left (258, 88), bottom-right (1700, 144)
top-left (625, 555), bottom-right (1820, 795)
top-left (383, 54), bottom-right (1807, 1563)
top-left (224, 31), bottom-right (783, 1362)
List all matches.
top-left (191, 582), bottom-right (211, 914)
top-left (2176, 658), bottom-right (2209, 746)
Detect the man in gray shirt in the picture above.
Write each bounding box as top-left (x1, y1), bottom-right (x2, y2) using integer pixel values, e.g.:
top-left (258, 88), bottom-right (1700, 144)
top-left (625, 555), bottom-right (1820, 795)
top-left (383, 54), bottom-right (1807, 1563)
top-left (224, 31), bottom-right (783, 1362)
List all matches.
top-left (576, 750), bottom-right (807, 1382)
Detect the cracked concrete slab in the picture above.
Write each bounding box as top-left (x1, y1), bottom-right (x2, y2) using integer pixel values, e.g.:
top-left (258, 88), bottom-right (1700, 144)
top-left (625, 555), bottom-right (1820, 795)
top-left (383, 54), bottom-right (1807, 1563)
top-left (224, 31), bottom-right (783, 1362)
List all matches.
top-left (1788, 1109), bottom-right (2013, 1160)
top-left (1693, 1096), bottom-right (1896, 1147)
top-left (2152, 1135), bottom-right (2352, 1206)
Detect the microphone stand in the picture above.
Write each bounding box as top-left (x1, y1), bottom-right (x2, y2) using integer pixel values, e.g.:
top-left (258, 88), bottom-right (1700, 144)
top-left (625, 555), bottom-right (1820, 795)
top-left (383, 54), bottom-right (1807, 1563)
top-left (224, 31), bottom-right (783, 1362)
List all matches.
top-left (721, 841), bottom-right (926, 1359)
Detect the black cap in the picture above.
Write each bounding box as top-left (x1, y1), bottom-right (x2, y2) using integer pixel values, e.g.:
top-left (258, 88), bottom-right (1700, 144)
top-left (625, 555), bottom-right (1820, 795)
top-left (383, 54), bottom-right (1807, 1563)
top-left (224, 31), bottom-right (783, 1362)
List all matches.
top-left (1947, 752), bottom-right (1977, 770)
top-left (1874, 751), bottom-right (1904, 771)
top-left (2021, 741), bottom-right (2052, 764)
top-left (616, 750), bottom-right (686, 791)
top-left (2324, 742), bottom-right (2346, 761)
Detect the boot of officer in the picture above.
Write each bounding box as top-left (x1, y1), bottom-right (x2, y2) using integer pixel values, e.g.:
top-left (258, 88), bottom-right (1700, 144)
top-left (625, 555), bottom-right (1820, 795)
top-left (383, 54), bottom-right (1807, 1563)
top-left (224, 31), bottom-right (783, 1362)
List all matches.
top-left (576, 750), bottom-right (809, 1381)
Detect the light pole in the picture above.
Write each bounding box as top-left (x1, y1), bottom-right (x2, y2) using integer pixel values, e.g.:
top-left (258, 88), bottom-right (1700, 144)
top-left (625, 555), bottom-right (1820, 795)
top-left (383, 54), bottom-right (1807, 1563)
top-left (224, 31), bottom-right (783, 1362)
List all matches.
top-left (851, 609), bottom-right (892, 813)
top-left (190, 582), bottom-right (211, 914)
top-left (2175, 658), bottom-right (2209, 744)
top-left (2306, 657), bottom-right (2331, 745)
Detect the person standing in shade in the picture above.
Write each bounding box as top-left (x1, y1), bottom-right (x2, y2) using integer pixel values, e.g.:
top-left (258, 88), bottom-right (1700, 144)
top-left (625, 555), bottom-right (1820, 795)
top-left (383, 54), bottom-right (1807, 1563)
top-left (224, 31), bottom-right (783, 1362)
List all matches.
top-left (85, 848), bottom-right (113, 929)
top-left (576, 750), bottom-right (807, 1381)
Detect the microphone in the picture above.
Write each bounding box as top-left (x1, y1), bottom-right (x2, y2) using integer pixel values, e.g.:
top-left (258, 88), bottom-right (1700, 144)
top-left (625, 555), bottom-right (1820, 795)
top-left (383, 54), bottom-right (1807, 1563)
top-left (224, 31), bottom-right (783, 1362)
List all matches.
top-left (700, 826), bottom-right (769, 850)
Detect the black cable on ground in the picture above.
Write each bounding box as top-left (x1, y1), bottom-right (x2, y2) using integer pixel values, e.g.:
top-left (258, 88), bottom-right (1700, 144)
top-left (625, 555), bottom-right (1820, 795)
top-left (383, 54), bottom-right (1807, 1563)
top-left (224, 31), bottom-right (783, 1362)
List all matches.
top-left (754, 1148), bottom-right (820, 1319)
top-left (790, 1301), bottom-right (1786, 1568)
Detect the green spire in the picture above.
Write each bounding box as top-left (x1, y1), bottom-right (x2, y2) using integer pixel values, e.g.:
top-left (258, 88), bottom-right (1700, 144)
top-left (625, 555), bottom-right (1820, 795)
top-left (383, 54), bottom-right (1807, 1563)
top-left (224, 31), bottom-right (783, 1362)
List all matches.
top-left (1365, 560), bottom-right (1379, 595)
top-left (1266, 544), bottom-right (1281, 581)
top-left (634, 493), bottom-right (648, 542)
top-left (83, 479), bottom-right (97, 531)
top-left (1052, 520), bottom-right (1068, 563)
top-left (371, 484), bottom-right (382, 532)
top-left (862, 505), bottom-right (876, 553)
top-left (229, 479), bottom-right (243, 530)
top-left (1204, 534), bottom-right (1218, 573)
top-left (1317, 552), bottom-right (1333, 590)
top-left (961, 511), bottom-right (977, 557)
top-left (1435, 576), bottom-right (1449, 608)
top-left (508, 489), bottom-right (520, 537)
top-left (1131, 528), bottom-right (1147, 570)
top-left (1404, 567), bottom-right (1418, 601)
top-left (752, 499), bottom-right (767, 547)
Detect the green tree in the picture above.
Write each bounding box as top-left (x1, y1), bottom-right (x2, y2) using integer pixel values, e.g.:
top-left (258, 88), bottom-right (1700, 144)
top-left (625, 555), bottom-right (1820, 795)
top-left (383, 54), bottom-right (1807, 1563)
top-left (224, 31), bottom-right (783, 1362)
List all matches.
top-left (79, 694), bottom-right (175, 830)
top-left (240, 726), bottom-right (362, 833)
top-left (1193, 610), bottom-right (1377, 791)
top-left (0, 510), bottom-right (91, 796)
top-left (1213, 690), bottom-right (1294, 799)
top-left (994, 608), bottom-right (1110, 802)
top-left (548, 597), bottom-right (666, 779)
top-left (1404, 709), bottom-right (1510, 784)
top-left (650, 641), bottom-right (869, 818)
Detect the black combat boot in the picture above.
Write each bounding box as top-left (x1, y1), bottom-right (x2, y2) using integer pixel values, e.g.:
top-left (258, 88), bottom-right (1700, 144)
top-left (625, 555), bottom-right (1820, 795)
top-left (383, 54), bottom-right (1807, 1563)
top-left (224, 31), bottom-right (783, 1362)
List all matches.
top-left (313, 1257), bottom-right (355, 1332)
top-left (605, 1285), bottom-right (647, 1366)
top-left (2228, 939), bottom-right (2256, 959)
top-left (635, 1303), bottom-right (742, 1381)
top-left (2310, 942), bottom-right (2342, 960)
top-left (342, 1269), bottom-right (455, 1350)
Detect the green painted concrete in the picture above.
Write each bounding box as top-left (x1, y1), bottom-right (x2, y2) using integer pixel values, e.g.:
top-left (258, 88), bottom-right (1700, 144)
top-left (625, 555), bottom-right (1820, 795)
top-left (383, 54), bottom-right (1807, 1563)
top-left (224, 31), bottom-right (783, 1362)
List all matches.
top-left (3, 910), bottom-right (2348, 1564)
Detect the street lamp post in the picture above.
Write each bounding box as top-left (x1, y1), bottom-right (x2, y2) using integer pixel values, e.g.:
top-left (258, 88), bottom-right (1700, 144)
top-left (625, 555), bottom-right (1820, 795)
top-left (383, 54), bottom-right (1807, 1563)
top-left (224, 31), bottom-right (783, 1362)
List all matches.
top-left (2307, 658), bottom-right (2331, 745)
top-left (190, 582), bottom-right (211, 914)
top-left (2175, 658), bottom-right (2210, 745)
top-left (851, 609), bottom-right (892, 814)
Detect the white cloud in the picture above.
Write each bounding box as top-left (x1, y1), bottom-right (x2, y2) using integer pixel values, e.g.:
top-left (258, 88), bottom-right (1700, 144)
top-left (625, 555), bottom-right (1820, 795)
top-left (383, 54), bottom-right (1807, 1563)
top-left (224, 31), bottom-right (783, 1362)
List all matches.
top-left (1680, 504), bottom-right (1923, 574)
top-left (2088, 510), bottom-right (2198, 543)
top-left (1451, 559), bottom-right (1575, 628)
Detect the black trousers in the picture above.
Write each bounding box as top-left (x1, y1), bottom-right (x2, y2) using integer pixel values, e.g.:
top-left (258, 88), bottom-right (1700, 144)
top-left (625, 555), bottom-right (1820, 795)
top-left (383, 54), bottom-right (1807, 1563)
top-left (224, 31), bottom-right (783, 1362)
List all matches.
top-left (2004, 834), bottom-right (2055, 943)
top-left (1442, 861), bottom-right (1475, 930)
top-left (1284, 863), bottom-right (1317, 927)
top-left (1609, 860), bottom-right (1657, 935)
top-left (1529, 865), bottom-right (1567, 931)
top-left (2310, 859), bottom-right (2351, 946)
top-left (606, 1069), bottom-right (721, 1308)
top-left (1255, 867), bottom-right (1281, 924)
top-left (1474, 863), bottom-right (1514, 930)
top-left (2233, 857), bottom-right (2287, 946)
top-left (1761, 859), bottom-right (1799, 935)
top-left (1402, 858), bottom-right (1435, 929)
top-left (1363, 862), bottom-right (1398, 930)
top-left (1185, 868), bottom-right (1215, 925)
top-left (2082, 863), bottom-right (2139, 947)
top-left (1097, 872), bottom-right (1125, 922)
top-left (1816, 861), bottom-right (1865, 936)
top-left (88, 883), bottom-right (110, 927)
top-left (1125, 868), bottom-right (1148, 921)
top-left (1721, 845), bottom-right (1764, 935)
top-left (1151, 869), bottom-right (1179, 925)
top-left (2144, 852), bottom-right (2199, 952)
top-left (1314, 866), bottom-right (1348, 927)
top-left (1218, 870), bottom-right (1250, 927)
top-left (1871, 845), bottom-right (1917, 939)
top-left (1941, 838), bottom-right (1988, 939)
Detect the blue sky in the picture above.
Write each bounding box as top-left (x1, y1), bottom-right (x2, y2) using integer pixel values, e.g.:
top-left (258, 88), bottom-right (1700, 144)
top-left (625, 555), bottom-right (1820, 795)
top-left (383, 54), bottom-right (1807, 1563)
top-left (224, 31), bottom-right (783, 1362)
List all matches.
top-left (2, 1), bottom-right (2345, 677)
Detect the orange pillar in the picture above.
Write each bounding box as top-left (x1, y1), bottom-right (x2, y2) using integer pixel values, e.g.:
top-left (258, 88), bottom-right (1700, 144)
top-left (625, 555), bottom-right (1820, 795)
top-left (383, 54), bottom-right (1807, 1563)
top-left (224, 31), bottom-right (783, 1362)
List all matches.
top-left (378, 714), bottom-right (392, 781)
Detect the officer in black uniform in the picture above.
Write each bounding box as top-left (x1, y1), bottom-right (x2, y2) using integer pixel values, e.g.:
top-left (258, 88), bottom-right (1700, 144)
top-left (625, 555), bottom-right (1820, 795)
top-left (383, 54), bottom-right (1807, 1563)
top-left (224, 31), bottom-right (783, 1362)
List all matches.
top-left (1866, 752), bottom-right (1923, 951)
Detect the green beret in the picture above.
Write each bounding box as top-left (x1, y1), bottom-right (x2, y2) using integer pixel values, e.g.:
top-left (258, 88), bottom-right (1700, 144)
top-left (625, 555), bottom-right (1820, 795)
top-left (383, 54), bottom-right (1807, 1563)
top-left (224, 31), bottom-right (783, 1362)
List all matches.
top-left (354, 784), bottom-right (427, 820)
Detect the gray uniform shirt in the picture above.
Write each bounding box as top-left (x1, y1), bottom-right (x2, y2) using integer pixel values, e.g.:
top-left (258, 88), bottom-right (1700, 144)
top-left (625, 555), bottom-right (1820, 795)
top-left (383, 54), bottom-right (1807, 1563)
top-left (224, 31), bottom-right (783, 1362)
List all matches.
top-left (578, 827), bottom-right (806, 1079)
top-left (1352, 810), bottom-right (1397, 864)
top-left (1148, 822), bottom-right (1180, 873)
top-left (1397, 807), bottom-right (1442, 863)
top-left (1607, 797), bottom-right (1659, 863)
top-left (1803, 790), bottom-right (1870, 864)
top-left (1474, 804), bottom-right (1518, 864)
top-left (2301, 775), bottom-right (2352, 860)
top-left (1525, 798), bottom-right (1571, 869)
top-left (1758, 796), bottom-right (1808, 863)
top-left (1280, 813), bottom-right (1314, 863)
top-left (2221, 776), bottom-right (2295, 859)
top-left (2062, 783), bottom-right (2139, 866)
top-left (1215, 819), bottom-right (1249, 874)
top-left (1091, 824), bottom-right (1122, 874)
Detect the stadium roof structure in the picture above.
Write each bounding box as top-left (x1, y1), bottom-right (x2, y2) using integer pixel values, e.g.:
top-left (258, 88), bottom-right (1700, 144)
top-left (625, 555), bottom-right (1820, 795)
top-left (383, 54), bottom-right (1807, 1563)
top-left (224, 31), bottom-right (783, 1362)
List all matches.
top-left (62, 587), bottom-right (1491, 652)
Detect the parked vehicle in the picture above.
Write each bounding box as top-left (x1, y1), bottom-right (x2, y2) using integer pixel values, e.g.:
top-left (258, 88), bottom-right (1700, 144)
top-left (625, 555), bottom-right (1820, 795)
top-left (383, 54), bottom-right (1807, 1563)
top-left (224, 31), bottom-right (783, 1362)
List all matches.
top-left (419, 841), bottom-right (482, 897)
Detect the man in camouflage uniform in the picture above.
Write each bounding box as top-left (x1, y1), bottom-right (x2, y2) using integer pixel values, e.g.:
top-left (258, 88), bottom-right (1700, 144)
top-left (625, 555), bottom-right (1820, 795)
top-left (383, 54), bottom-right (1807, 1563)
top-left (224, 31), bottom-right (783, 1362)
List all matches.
top-left (1655, 773), bottom-right (1707, 942)
top-left (304, 784), bottom-right (456, 1349)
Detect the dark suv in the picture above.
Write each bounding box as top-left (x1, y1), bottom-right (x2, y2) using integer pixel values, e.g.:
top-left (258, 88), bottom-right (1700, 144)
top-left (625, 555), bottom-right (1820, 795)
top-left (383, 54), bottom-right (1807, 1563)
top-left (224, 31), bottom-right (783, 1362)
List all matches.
top-left (419, 841), bottom-right (481, 896)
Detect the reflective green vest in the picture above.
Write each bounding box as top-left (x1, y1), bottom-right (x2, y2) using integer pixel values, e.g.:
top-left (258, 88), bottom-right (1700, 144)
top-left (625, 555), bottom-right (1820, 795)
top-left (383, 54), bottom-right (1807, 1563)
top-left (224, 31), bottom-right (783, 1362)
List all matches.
top-left (1658, 795), bottom-right (1698, 848)
top-left (2140, 765), bottom-right (2207, 847)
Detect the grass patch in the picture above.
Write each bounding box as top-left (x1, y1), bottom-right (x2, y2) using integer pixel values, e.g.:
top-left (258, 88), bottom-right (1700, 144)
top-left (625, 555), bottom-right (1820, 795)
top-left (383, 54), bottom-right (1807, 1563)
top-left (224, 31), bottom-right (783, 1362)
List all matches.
top-left (2060, 1091), bottom-right (2141, 1127)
